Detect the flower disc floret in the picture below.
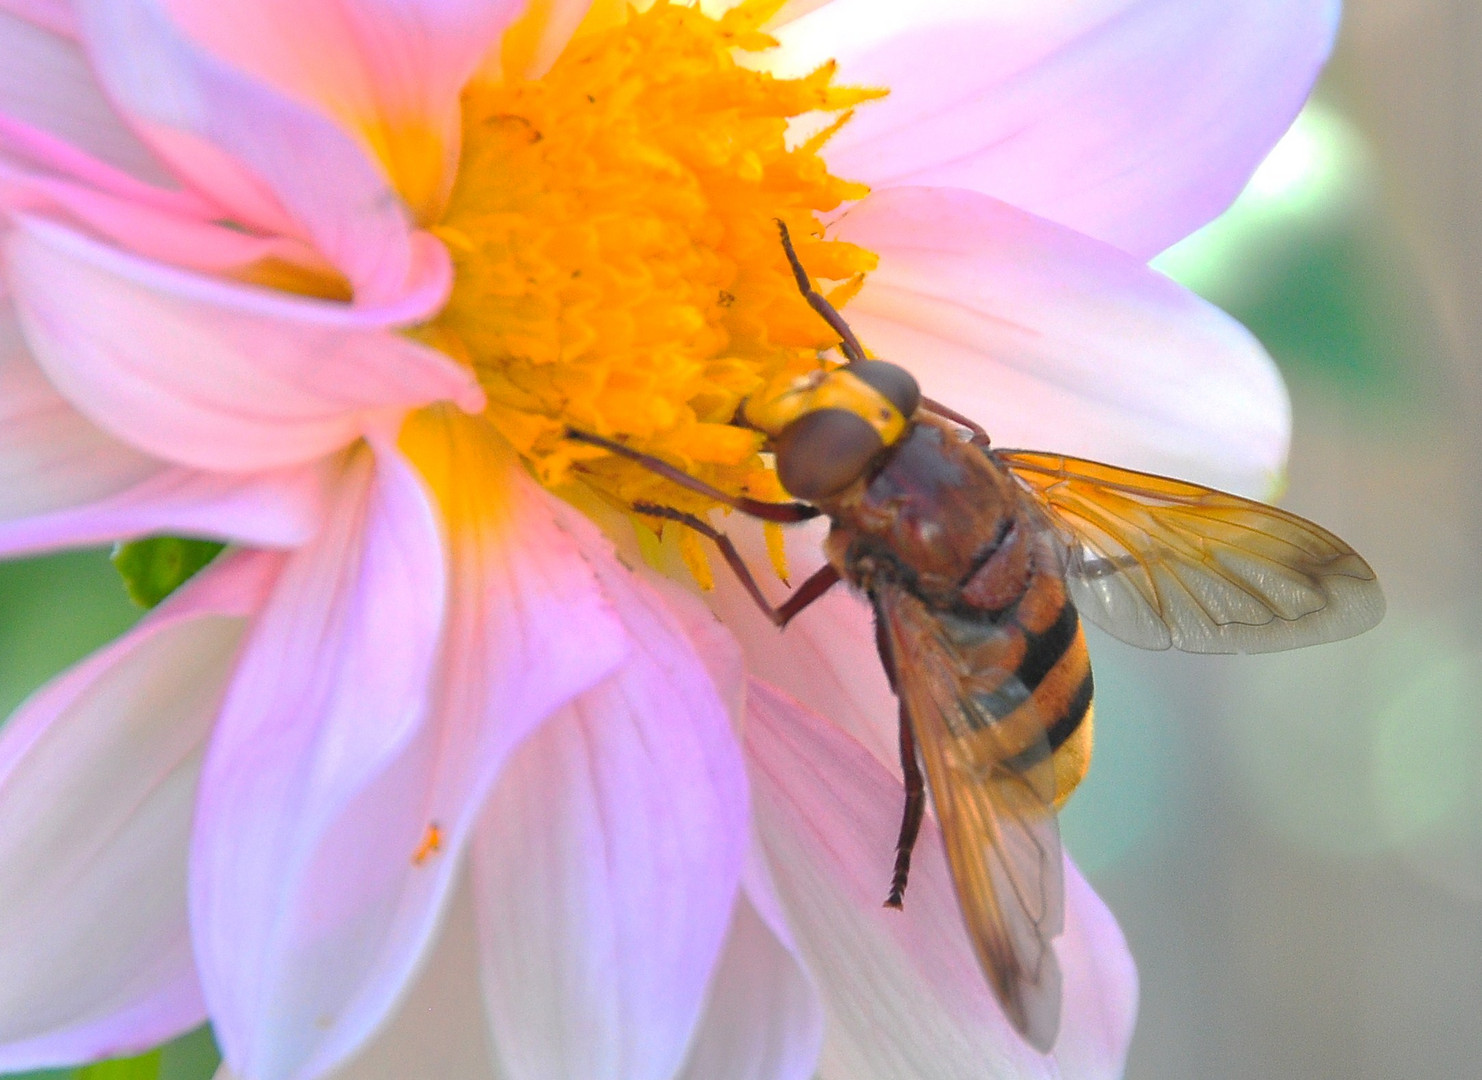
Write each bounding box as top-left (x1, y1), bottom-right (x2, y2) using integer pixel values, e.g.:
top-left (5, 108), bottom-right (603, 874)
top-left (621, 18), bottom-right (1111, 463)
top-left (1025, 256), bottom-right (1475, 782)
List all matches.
top-left (430, 0), bottom-right (880, 528)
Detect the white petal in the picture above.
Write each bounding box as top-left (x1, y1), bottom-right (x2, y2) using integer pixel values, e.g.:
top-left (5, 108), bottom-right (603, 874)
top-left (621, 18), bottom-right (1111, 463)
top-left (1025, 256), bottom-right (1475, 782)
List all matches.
top-left (834, 186), bottom-right (1289, 496)
top-left (471, 538), bottom-right (750, 1080)
top-left (0, 550), bottom-right (281, 1071)
top-left (321, 875), bottom-right (504, 1080)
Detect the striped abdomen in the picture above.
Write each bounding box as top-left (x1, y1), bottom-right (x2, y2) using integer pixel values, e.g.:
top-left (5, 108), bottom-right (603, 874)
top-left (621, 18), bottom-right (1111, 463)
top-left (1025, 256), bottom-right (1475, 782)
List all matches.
top-left (942, 544), bottom-right (1096, 807)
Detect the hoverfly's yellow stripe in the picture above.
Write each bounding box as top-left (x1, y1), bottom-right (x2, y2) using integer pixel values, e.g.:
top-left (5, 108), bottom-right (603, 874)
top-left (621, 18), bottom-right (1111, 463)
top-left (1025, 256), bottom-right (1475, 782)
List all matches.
top-left (745, 369), bottom-right (908, 446)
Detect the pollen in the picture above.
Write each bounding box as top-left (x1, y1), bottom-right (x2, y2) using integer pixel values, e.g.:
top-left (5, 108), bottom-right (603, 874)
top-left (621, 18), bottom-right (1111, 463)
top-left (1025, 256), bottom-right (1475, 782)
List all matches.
top-left (429, 0), bottom-right (880, 534)
top-left (412, 821), bottom-right (444, 866)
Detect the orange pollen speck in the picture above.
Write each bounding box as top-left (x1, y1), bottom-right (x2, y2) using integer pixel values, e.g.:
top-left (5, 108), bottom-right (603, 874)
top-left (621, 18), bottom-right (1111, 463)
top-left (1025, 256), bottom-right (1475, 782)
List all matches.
top-left (412, 822), bottom-right (444, 866)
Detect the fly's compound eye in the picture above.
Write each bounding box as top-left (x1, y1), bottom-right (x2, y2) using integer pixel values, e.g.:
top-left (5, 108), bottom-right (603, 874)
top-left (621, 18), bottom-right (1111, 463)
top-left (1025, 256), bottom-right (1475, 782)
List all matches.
top-left (773, 408), bottom-right (882, 500)
top-left (844, 359), bottom-right (921, 420)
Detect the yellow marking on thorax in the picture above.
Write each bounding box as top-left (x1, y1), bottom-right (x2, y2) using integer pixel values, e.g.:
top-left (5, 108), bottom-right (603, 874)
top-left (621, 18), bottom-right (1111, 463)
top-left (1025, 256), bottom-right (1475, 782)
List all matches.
top-left (743, 368), bottom-right (907, 445)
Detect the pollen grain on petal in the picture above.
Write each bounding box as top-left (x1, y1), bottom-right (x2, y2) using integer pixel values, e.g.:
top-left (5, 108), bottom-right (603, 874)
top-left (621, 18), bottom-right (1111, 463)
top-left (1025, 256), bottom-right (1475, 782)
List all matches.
top-left (413, 821), bottom-right (444, 866)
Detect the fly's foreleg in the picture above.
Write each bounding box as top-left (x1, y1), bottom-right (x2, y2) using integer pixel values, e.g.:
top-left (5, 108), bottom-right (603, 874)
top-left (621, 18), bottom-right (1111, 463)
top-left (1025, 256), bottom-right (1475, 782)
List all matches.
top-left (631, 502), bottom-right (841, 627)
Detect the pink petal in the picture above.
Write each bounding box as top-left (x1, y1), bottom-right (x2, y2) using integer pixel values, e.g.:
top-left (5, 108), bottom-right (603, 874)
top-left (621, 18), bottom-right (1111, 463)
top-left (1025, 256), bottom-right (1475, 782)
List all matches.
top-left (194, 421), bottom-right (628, 1080)
top-left (0, 152), bottom-right (325, 275)
top-left (5, 216), bottom-right (480, 472)
top-left (498, 0), bottom-right (597, 81)
top-left (676, 843), bottom-right (824, 1080)
top-left (213, 877), bottom-right (503, 1080)
top-left (190, 444), bottom-right (446, 1080)
top-left (561, 493), bottom-right (751, 725)
top-left (240, 876), bottom-right (502, 1080)
top-left (0, 5), bottom-right (173, 186)
top-left (833, 186), bottom-right (1289, 497)
top-left (160, 0), bottom-right (526, 215)
top-left (0, 1), bottom-right (77, 38)
top-left (0, 318), bottom-right (329, 554)
top-left (1047, 869), bottom-right (1139, 1080)
top-left (703, 516), bottom-right (898, 773)
top-left (0, 550), bottom-right (282, 1072)
top-left (391, 411), bottom-right (631, 874)
top-left (745, 681), bottom-right (1137, 1079)
top-left (0, 111), bottom-right (197, 214)
top-left (74, 0), bottom-right (433, 303)
top-left (471, 529), bottom-right (750, 1080)
top-left (0, 306), bottom-right (158, 517)
top-left (0, 456), bottom-right (332, 557)
top-left (779, 0), bottom-right (1338, 256)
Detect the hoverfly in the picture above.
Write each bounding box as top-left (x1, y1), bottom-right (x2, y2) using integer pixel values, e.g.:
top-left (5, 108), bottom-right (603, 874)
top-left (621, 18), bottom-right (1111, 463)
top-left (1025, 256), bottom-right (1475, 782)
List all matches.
top-left (569, 223), bottom-right (1385, 1052)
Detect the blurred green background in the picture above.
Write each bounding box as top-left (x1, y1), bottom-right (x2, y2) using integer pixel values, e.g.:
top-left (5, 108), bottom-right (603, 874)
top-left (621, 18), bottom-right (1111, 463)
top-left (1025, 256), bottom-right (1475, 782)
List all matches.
top-left (4, 3), bottom-right (1481, 1079)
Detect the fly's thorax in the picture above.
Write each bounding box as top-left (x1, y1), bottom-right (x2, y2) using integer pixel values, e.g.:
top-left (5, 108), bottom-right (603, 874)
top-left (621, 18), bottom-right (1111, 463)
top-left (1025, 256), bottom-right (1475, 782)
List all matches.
top-left (958, 516), bottom-right (1071, 616)
top-left (829, 417), bottom-right (1021, 604)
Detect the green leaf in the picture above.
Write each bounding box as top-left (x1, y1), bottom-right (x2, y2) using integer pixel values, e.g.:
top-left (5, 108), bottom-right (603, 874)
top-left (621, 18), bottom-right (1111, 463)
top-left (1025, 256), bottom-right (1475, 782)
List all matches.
top-left (111, 537), bottom-right (225, 609)
top-left (76, 1049), bottom-right (162, 1080)
top-left (157, 1024), bottom-right (221, 1080)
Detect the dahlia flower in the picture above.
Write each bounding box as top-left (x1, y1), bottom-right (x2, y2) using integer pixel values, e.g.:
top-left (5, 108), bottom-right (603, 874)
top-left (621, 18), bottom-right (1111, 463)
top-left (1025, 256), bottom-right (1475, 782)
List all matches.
top-left (0, 1), bottom-right (1333, 1078)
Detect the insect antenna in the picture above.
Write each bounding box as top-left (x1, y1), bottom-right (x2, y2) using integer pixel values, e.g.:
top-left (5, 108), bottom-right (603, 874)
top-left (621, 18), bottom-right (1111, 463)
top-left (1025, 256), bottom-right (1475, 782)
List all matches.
top-left (921, 396), bottom-right (991, 445)
top-left (775, 219), bottom-right (868, 364)
top-left (565, 428), bottom-right (820, 523)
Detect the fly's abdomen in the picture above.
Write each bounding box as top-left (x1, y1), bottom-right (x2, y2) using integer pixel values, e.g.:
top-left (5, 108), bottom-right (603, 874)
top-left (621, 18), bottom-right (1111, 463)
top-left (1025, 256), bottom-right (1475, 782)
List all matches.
top-left (949, 564), bottom-right (1096, 808)
top-left (1012, 577), bottom-right (1094, 809)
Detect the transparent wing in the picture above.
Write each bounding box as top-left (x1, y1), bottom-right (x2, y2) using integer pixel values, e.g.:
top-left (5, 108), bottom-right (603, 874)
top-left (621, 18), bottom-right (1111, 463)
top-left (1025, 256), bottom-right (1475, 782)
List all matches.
top-left (875, 585), bottom-right (1064, 1052)
top-left (997, 450), bottom-right (1385, 654)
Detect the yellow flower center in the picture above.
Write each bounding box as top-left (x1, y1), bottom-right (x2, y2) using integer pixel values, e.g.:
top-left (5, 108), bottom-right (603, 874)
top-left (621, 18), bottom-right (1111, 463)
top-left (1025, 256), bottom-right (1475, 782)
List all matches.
top-left (425, 0), bottom-right (880, 573)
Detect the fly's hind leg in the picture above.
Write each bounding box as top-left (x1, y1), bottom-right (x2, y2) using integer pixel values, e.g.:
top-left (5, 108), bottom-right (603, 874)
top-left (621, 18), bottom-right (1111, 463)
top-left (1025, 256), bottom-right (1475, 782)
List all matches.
top-left (885, 701), bottom-right (927, 908)
top-left (874, 613), bottom-right (926, 908)
top-left (632, 502), bottom-right (841, 628)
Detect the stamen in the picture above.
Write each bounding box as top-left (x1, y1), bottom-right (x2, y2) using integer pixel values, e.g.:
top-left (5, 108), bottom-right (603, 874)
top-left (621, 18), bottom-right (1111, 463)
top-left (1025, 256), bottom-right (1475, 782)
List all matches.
top-left (429, 0), bottom-right (882, 557)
